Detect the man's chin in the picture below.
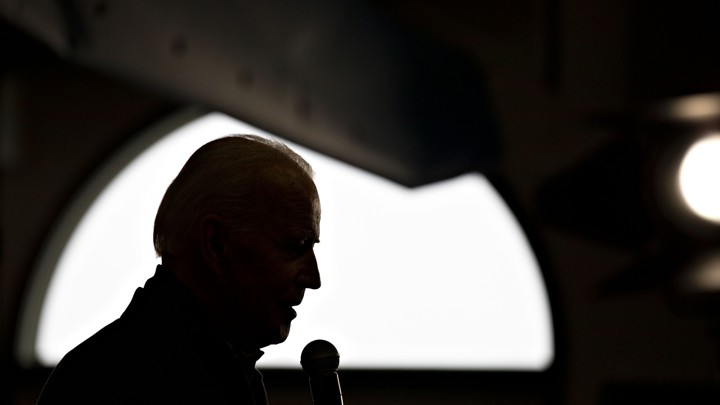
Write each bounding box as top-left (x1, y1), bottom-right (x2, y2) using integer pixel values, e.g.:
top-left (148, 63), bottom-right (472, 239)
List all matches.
top-left (260, 324), bottom-right (291, 347)
top-left (276, 323), bottom-right (291, 343)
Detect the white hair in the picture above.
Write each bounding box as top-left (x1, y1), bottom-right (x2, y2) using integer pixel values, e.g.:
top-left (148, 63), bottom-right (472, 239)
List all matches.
top-left (153, 134), bottom-right (314, 258)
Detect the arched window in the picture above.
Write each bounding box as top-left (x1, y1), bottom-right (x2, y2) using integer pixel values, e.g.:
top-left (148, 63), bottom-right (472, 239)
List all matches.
top-left (18, 108), bottom-right (554, 370)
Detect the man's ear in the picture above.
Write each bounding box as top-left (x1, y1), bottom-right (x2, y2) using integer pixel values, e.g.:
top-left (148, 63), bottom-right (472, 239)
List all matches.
top-left (199, 214), bottom-right (229, 275)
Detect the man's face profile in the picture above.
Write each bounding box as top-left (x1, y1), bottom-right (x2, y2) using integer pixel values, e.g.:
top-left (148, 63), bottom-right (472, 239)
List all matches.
top-left (219, 172), bottom-right (321, 348)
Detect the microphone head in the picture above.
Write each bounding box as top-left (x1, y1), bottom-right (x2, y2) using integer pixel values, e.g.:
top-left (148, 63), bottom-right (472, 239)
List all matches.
top-left (301, 339), bottom-right (340, 375)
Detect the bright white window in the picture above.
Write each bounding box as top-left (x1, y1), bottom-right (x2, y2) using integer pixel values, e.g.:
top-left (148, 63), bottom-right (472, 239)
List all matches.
top-left (20, 110), bottom-right (554, 370)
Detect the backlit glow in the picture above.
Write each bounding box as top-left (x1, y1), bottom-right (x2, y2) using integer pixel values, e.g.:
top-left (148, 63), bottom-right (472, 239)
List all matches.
top-left (678, 134), bottom-right (720, 223)
top-left (32, 112), bottom-right (554, 370)
top-left (681, 253), bottom-right (720, 292)
top-left (662, 93), bottom-right (720, 120)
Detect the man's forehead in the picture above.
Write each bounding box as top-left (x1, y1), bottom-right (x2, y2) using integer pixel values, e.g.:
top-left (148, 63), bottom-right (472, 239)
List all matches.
top-left (261, 185), bottom-right (320, 239)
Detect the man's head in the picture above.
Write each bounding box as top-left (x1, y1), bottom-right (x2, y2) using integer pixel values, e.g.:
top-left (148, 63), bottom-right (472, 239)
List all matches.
top-left (154, 135), bottom-right (321, 349)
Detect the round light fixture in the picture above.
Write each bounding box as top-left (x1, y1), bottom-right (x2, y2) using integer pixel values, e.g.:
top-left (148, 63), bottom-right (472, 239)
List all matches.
top-left (678, 134), bottom-right (720, 224)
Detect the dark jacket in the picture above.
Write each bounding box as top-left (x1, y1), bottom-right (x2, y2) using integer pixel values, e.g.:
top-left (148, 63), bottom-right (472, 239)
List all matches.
top-left (37, 265), bottom-right (268, 404)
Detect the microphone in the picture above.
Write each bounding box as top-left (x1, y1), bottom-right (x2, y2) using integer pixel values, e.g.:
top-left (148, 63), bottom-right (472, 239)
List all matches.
top-left (301, 340), bottom-right (343, 405)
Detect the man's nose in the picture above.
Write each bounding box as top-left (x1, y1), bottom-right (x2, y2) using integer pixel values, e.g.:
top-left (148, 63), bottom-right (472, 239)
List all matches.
top-left (298, 251), bottom-right (321, 290)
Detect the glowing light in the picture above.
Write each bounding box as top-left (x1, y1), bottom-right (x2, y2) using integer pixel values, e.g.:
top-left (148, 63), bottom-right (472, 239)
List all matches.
top-left (30, 112), bottom-right (554, 370)
top-left (678, 134), bottom-right (720, 223)
top-left (681, 253), bottom-right (720, 292)
top-left (663, 93), bottom-right (720, 120)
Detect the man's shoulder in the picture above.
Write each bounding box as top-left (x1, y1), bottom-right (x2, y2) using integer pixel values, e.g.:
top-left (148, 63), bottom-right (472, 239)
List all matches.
top-left (51, 317), bottom-right (152, 375)
top-left (37, 315), bottom-right (184, 404)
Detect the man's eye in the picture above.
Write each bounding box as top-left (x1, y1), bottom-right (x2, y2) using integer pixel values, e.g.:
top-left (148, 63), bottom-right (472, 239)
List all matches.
top-left (298, 238), bottom-right (317, 251)
top-left (295, 238), bottom-right (319, 253)
top-left (286, 238), bottom-right (316, 257)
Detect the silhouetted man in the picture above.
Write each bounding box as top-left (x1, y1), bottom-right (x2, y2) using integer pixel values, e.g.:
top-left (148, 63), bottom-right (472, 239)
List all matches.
top-left (38, 135), bottom-right (322, 404)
